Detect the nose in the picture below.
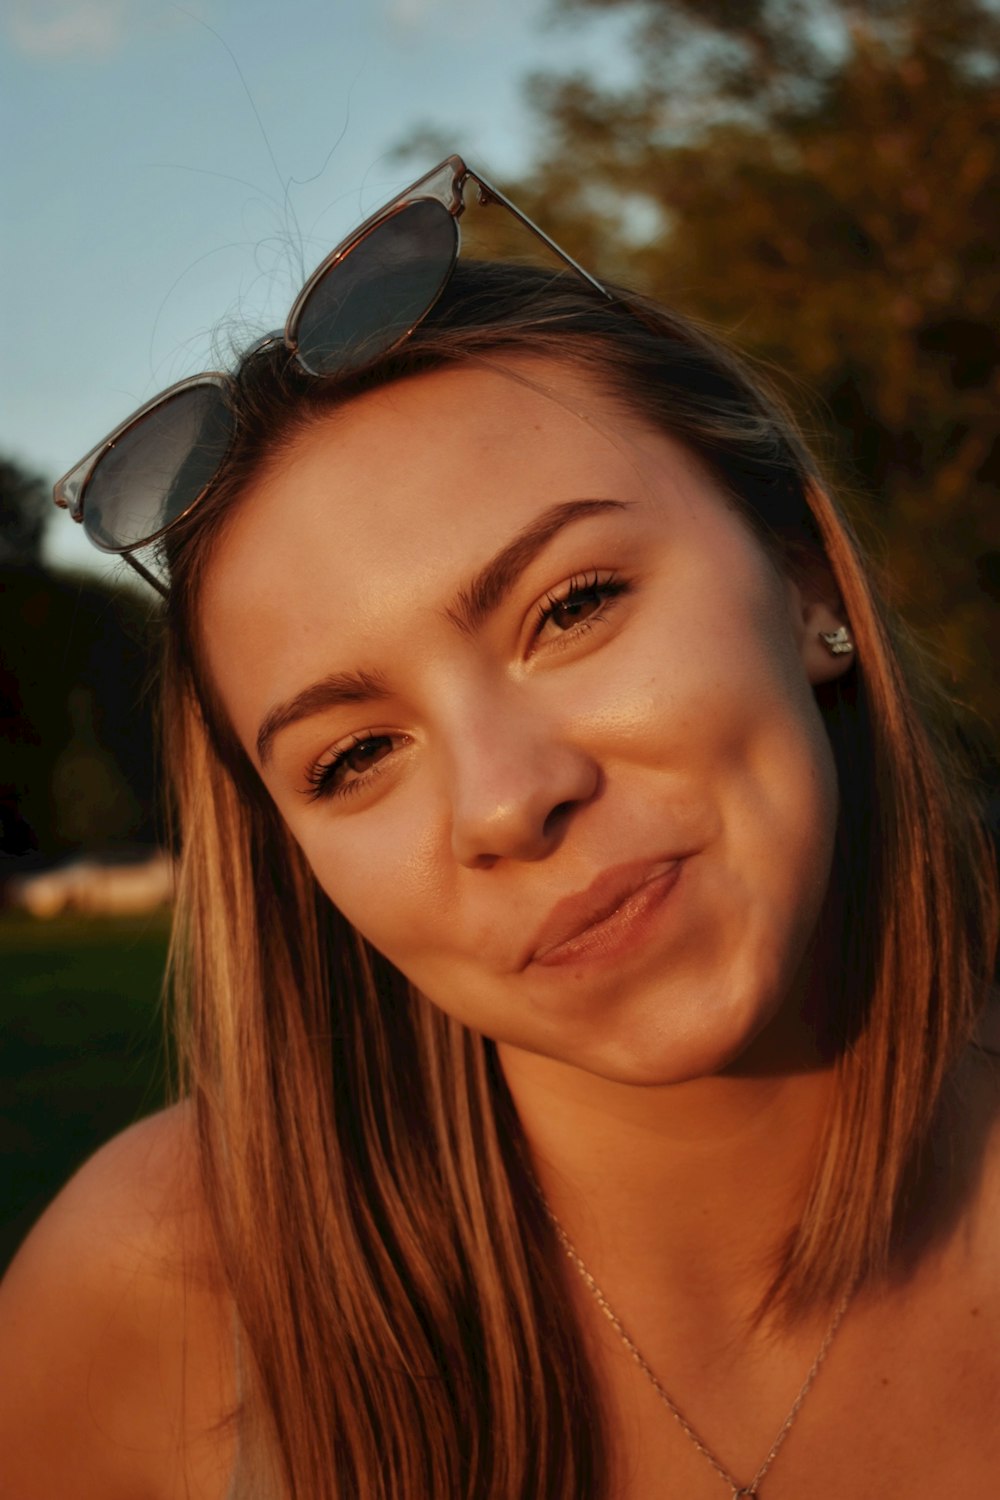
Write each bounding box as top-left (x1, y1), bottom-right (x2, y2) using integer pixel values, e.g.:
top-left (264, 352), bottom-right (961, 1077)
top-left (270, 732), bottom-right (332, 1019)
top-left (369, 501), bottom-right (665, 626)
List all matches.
top-left (447, 704), bottom-right (600, 868)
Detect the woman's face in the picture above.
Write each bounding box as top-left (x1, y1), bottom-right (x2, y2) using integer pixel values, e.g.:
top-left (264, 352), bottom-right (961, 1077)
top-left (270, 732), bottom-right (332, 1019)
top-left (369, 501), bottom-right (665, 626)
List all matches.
top-left (201, 358), bottom-right (851, 1085)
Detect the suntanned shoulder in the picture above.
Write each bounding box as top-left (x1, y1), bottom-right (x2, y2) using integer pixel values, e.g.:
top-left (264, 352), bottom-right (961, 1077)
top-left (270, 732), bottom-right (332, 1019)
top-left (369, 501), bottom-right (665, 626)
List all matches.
top-left (0, 1104), bottom-right (236, 1500)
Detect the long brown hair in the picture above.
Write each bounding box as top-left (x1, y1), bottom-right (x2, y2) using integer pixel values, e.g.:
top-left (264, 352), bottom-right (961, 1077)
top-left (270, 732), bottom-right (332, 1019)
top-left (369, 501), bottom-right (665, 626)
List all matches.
top-left (161, 262), bottom-right (998, 1498)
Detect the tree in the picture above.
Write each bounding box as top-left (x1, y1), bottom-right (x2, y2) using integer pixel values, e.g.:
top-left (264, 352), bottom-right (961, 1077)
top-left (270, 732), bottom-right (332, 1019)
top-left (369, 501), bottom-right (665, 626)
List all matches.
top-left (0, 456), bottom-right (49, 569)
top-left (0, 565), bottom-right (161, 857)
top-left (437, 0), bottom-right (1000, 731)
top-left (0, 449), bottom-right (161, 858)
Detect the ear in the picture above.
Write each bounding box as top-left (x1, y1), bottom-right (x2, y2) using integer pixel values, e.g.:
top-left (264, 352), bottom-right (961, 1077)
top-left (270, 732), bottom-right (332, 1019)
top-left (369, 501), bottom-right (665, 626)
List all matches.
top-left (782, 565), bottom-right (856, 687)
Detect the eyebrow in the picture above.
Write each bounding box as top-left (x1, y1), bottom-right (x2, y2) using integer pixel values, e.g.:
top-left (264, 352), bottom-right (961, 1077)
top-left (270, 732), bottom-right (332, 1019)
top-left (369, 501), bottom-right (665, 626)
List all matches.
top-left (256, 667), bottom-right (391, 765)
top-left (255, 496), bottom-right (631, 767)
top-left (446, 497), bottom-right (630, 636)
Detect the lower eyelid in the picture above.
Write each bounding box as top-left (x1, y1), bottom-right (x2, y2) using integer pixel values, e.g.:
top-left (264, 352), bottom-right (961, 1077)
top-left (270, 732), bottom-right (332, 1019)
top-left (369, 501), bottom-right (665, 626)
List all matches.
top-left (331, 761), bottom-right (385, 800)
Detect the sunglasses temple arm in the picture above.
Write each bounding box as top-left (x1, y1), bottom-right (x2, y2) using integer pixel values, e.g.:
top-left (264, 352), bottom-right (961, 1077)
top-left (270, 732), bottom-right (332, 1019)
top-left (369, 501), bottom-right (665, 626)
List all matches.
top-left (121, 550), bottom-right (169, 599)
top-left (470, 175), bottom-right (614, 303)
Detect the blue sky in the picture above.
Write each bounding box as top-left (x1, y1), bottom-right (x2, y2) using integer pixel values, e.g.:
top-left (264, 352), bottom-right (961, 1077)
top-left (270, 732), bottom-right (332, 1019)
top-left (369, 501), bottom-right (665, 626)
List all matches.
top-left (1, 0), bottom-right (635, 581)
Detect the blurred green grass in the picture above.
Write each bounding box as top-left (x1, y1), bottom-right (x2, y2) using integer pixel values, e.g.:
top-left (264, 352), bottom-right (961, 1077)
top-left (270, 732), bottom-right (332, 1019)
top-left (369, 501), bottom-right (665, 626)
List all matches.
top-left (1, 910), bottom-right (170, 1272)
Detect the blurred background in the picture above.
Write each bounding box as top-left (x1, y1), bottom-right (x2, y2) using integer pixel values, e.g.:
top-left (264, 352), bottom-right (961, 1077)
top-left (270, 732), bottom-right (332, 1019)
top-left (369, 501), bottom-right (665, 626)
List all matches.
top-left (3, 0), bottom-right (998, 1270)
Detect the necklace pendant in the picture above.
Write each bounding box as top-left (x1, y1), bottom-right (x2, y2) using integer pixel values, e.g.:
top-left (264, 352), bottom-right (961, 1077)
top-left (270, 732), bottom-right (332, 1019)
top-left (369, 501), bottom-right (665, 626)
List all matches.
top-left (732, 1489), bottom-right (757, 1499)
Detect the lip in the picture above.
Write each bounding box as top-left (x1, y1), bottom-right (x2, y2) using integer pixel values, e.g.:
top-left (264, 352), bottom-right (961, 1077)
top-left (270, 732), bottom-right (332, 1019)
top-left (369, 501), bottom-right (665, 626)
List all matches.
top-left (525, 857), bottom-right (684, 969)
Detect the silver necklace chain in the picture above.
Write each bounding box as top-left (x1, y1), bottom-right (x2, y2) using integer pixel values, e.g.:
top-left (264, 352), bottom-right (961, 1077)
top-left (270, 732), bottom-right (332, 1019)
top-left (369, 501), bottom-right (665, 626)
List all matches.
top-left (541, 1201), bottom-right (855, 1499)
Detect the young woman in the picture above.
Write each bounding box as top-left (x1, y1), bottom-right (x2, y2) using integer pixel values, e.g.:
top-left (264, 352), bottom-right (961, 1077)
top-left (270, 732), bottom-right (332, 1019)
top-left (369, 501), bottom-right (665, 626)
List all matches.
top-left (2, 156), bottom-right (998, 1500)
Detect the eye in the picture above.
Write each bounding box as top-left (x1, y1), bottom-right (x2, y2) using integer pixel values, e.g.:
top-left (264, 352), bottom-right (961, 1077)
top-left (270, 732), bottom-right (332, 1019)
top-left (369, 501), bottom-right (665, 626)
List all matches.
top-left (304, 731), bottom-right (398, 803)
top-left (532, 571), bottom-right (630, 644)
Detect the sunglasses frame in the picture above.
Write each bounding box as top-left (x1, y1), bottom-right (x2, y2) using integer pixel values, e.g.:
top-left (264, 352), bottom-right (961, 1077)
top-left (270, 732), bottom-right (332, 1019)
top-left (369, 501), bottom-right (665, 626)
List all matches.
top-left (53, 153), bottom-right (612, 596)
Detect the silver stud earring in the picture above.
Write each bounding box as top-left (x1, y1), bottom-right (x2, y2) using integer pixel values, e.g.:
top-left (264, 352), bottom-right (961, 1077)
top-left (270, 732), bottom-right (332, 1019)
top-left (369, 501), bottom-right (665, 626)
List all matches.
top-left (819, 625), bottom-right (854, 656)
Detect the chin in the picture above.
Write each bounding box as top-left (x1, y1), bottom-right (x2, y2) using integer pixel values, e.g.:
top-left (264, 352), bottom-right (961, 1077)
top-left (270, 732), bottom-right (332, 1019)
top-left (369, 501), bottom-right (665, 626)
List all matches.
top-left (566, 961), bottom-right (800, 1087)
top-left (580, 1031), bottom-right (765, 1089)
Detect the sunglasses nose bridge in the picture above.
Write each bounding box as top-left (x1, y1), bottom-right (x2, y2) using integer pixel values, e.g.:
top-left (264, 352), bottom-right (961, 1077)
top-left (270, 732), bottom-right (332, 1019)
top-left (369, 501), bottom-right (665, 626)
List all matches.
top-left (238, 329), bottom-right (287, 368)
top-left (245, 330), bottom-right (284, 360)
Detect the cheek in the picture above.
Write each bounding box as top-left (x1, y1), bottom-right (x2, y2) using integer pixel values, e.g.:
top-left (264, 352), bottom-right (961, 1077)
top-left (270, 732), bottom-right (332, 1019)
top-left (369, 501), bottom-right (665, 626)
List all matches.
top-left (727, 698), bottom-right (841, 995)
top-left (293, 804), bottom-right (444, 965)
top-left (627, 587), bottom-right (842, 972)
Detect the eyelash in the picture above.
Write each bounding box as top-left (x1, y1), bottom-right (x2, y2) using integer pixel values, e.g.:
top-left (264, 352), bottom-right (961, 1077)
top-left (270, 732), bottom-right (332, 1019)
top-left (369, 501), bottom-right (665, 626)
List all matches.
top-left (531, 570), bottom-right (630, 645)
top-left (304, 730), bottom-right (396, 803)
top-left (304, 570), bottom-right (632, 803)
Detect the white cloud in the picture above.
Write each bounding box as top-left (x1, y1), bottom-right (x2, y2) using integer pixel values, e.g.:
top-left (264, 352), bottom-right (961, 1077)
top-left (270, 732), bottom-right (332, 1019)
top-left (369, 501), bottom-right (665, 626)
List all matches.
top-left (4, 0), bottom-right (131, 60)
top-left (385, 0), bottom-right (438, 24)
top-left (383, 0), bottom-right (501, 34)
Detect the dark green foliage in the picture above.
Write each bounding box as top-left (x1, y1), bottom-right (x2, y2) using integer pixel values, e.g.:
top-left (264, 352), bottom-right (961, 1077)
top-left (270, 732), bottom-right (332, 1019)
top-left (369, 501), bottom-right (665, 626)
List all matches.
top-left (0, 458), bottom-right (48, 570)
top-left (0, 564), bottom-right (161, 855)
top-left (0, 912), bottom-right (170, 1272)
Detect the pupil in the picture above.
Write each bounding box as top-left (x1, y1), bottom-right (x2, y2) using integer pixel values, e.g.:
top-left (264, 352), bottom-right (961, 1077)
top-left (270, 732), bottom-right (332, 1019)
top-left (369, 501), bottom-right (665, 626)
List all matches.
top-left (347, 738), bottom-right (388, 772)
top-left (555, 587), bottom-right (600, 629)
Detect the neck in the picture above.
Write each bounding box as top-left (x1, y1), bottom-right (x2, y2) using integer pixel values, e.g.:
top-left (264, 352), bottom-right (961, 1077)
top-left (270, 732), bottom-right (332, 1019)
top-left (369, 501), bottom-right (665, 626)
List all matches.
top-left (498, 1019), bottom-right (836, 1334)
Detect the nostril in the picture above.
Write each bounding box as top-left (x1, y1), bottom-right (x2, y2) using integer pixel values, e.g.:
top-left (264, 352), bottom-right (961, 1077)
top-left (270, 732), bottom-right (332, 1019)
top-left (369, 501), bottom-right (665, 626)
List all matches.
top-left (543, 801), bottom-right (575, 835)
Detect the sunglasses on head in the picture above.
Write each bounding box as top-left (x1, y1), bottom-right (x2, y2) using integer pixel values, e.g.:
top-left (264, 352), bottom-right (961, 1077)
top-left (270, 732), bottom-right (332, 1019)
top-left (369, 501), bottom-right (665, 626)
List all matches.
top-left (53, 154), bottom-right (612, 596)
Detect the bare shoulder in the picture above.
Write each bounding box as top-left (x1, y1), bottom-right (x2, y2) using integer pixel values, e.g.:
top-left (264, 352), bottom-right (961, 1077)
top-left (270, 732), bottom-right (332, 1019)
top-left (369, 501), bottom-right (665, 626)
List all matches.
top-left (0, 1104), bottom-right (236, 1500)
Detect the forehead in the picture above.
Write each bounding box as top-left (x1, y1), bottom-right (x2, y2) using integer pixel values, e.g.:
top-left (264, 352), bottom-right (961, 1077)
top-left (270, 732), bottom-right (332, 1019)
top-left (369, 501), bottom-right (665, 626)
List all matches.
top-left (204, 358), bottom-right (710, 611)
top-left (198, 357), bottom-right (747, 724)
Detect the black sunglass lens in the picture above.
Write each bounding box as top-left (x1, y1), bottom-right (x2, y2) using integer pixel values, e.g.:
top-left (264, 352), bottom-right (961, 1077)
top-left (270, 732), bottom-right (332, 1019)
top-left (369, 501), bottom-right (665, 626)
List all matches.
top-left (294, 198), bottom-right (458, 376)
top-left (82, 384), bottom-right (236, 553)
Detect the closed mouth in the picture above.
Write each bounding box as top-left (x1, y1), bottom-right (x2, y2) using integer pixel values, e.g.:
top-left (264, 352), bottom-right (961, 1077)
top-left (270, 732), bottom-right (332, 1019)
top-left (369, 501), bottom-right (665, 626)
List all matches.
top-left (526, 857), bottom-right (684, 968)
